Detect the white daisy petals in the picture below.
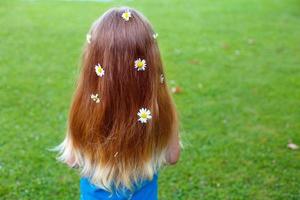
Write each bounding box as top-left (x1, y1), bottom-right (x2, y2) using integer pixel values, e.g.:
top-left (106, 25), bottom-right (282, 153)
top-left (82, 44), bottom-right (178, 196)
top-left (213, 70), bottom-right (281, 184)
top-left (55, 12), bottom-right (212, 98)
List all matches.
top-left (153, 33), bottom-right (158, 39)
top-left (160, 74), bottom-right (164, 83)
top-left (134, 58), bottom-right (147, 71)
top-left (137, 108), bottom-right (152, 123)
top-left (86, 34), bottom-right (91, 44)
top-left (91, 93), bottom-right (100, 103)
top-left (121, 10), bottom-right (132, 21)
top-left (95, 64), bottom-right (105, 77)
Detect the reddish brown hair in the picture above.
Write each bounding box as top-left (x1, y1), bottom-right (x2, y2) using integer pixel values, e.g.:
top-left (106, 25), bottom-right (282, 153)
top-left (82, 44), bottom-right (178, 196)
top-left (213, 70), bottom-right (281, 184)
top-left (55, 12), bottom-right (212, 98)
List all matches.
top-left (57, 7), bottom-right (178, 190)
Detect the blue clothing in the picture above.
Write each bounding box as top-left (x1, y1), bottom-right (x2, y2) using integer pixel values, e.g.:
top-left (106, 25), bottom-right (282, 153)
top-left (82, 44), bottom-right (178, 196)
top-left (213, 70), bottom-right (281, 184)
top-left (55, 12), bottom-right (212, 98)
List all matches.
top-left (80, 174), bottom-right (158, 200)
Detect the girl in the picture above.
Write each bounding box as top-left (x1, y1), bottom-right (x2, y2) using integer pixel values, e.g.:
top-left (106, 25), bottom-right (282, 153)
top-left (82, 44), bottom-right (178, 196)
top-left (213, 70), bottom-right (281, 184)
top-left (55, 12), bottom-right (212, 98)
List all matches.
top-left (56, 7), bottom-right (180, 200)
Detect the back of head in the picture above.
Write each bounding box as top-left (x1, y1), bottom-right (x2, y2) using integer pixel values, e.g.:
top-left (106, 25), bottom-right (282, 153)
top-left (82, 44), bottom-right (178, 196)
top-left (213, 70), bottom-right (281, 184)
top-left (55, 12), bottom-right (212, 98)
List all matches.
top-left (58, 7), bottom-right (178, 191)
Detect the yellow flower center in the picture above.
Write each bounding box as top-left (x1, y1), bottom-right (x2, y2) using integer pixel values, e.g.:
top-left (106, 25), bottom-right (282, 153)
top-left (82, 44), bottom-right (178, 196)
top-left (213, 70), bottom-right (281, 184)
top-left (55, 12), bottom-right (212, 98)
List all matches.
top-left (98, 67), bottom-right (103, 73)
top-left (124, 13), bottom-right (129, 18)
top-left (141, 113), bottom-right (147, 119)
top-left (137, 61), bottom-right (144, 68)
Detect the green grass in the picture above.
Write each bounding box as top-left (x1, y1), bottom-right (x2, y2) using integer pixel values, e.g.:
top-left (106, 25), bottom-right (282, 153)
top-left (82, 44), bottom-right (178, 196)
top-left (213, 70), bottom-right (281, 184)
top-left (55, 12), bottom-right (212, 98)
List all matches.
top-left (1, 0), bottom-right (300, 199)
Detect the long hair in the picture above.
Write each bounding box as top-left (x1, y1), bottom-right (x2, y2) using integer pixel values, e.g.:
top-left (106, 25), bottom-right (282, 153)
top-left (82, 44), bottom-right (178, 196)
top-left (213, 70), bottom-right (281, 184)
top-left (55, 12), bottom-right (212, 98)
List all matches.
top-left (57, 7), bottom-right (179, 191)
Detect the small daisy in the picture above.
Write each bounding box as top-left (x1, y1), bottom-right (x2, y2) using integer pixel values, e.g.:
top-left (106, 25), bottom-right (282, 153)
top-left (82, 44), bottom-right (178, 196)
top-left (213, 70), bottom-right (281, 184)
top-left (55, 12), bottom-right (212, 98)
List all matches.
top-left (95, 64), bottom-right (105, 77)
top-left (134, 58), bottom-right (147, 71)
top-left (86, 34), bottom-right (91, 44)
top-left (90, 93), bottom-right (100, 103)
top-left (153, 33), bottom-right (158, 39)
top-left (160, 74), bottom-right (164, 83)
top-left (137, 108), bottom-right (152, 123)
top-left (121, 10), bottom-right (132, 21)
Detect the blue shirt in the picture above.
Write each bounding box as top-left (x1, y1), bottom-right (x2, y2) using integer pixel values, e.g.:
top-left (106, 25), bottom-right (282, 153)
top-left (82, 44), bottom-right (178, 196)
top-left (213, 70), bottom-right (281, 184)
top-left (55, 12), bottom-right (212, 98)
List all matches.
top-left (80, 174), bottom-right (158, 200)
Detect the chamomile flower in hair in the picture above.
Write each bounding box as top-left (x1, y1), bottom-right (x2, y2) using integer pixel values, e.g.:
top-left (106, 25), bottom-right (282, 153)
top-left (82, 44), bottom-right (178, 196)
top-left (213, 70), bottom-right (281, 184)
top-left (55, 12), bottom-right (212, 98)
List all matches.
top-left (90, 93), bottom-right (100, 103)
top-left (134, 58), bottom-right (147, 71)
top-left (86, 34), bottom-right (91, 44)
top-left (160, 74), bottom-right (164, 83)
top-left (121, 10), bottom-right (132, 21)
top-left (153, 33), bottom-right (158, 39)
top-left (137, 108), bottom-right (152, 123)
top-left (95, 64), bottom-right (105, 77)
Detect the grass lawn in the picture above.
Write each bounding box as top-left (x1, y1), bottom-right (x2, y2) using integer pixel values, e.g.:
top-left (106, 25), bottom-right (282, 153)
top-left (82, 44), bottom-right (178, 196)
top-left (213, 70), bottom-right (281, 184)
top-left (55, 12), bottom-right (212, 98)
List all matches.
top-left (0, 0), bottom-right (300, 199)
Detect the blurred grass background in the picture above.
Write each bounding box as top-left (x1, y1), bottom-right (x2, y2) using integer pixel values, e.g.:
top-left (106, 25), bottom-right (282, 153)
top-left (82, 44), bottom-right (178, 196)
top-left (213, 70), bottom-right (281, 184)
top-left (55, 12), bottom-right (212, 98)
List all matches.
top-left (0, 0), bottom-right (300, 199)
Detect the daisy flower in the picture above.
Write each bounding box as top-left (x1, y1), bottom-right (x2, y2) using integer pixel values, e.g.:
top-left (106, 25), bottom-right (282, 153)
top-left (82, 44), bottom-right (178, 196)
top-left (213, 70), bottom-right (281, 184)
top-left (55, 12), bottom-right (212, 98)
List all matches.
top-left (90, 93), bottom-right (100, 103)
top-left (160, 74), bottom-right (164, 83)
top-left (153, 33), bottom-right (158, 39)
top-left (137, 108), bottom-right (152, 123)
top-left (95, 64), bottom-right (105, 77)
top-left (121, 10), bottom-right (132, 21)
top-left (134, 58), bottom-right (147, 71)
top-left (86, 34), bottom-right (91, 44)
